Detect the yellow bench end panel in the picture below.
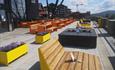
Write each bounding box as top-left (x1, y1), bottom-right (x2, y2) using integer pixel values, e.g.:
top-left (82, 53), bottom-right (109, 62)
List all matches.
top-left (38, 48), bottom-right (50, 70)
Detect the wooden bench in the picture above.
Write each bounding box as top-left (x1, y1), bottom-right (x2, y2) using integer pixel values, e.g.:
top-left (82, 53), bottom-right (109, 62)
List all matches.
top-left (29, 24), bottom-right (39, 33)
top-left (46, 27), bottom-right (57, 33)
top-left (38, 39), bottom-right (102, 70)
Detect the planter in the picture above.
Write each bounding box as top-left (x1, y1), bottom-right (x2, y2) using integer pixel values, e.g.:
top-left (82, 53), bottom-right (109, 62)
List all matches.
top-left (80, 23), bottom-right (92, 29)
top-left (81, 23), bottom-right (91, 26)
top-left (35, 32), bottom-right (50, 44)
top-left (0, 44), bottom-right (28, 65)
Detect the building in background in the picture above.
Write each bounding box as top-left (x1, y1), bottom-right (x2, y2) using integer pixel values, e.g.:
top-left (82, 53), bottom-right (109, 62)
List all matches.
top-left (38, 3), bottom-right (48, 18)
top-left (0, 0), bottom-right (12, 32)
top-left (25, 0), bottom-right (39, 20)
top-left (55, 4), bottom-right (71, 18)
top-left (11, 0), bottom-right (39, 20)
top-left (71, 11), bottom-right (91, 19)
top-left (0, 0), bottom-right (40, 32)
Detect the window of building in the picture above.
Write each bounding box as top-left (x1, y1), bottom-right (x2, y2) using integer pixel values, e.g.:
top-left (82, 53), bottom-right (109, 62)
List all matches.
top-left (0, 10), bottom-right (6, 21)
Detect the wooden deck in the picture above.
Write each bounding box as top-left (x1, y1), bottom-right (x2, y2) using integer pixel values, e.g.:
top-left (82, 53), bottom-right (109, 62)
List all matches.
top-left (0, 21), bottom-right (114, 70)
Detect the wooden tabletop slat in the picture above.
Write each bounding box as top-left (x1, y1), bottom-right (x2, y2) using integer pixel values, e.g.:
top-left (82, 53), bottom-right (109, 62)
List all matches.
top-left (94, 56), bottom-right (102, 70)
top-left (75, 52), bottom-right (83, 70)
top-left (67, 51), bottom-right (79, 70)
top-left (59, 52), bottom-right (72, 70)
top-left (55, 52), bottom-right (68, 70)
top-left (89, 55), bottom-right (96, 70)
top-left (82, 53), bottom-right (89, 70)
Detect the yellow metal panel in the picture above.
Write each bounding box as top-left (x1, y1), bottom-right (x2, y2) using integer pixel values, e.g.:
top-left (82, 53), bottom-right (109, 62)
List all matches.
top-left (35, 36), bottom-right (43, 43)
top-left (43, 33), bottom-right (50, 42)
top-left (38, 48), bottom-right (50, 70)
top-left (0, 44), bottom-right (28, 65)
top-left (0, 52), bottom-right (7, 65)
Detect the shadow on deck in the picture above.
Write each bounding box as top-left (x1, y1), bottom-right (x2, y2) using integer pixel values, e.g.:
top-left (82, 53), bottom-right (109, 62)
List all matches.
top-left (98, 33), bottom-right (110, 37)
top-left (109, 57), bottom-right (115, 70)
top-left (0, 28), bottom-right (9, 33)
top-left (63, 45), bottom-right (96, 49)
top-left (29, 61), bottom-right (40, 70)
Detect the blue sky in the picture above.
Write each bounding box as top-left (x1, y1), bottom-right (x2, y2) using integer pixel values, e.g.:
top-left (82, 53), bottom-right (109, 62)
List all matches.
top-left (39, 0), bottom-right (115, 14)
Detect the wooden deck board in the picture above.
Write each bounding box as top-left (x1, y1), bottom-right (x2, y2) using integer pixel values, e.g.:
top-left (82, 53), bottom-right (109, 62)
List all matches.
top-left (94, 56), bottom-right (102, 70)
top-left (95, 28), bottom-right (114, 70)
top-left (99, 28), bottom-right (115, 54)
top-left (82, 53), bottom-right (89, 70)
top-left (89, 55), bottom-right (96, 70)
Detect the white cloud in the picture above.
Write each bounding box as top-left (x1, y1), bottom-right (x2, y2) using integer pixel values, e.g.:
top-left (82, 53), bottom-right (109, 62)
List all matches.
top-left (93, 0), bottom-right (115, 13)
top-left (63, 0), bottom-right (115, 13)
top-left (68, 0), bottom-right (88, 6)
top-left (70, 0), bottom-right (88, 4)
top-left (63, 0), bottom-right (88, 12)
top-left (40, 0), bottom-right (115, 13)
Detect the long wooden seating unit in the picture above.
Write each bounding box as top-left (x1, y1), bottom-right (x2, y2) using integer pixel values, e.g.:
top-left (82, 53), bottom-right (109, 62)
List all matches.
top-left (52, 20), bottom-right (64, 29)
top-left (38, 39), bottom-right (102, 70)
top-left (29, 24), bottom-right (40, 33)
top-left (28, 18), bottom-right (75, 33)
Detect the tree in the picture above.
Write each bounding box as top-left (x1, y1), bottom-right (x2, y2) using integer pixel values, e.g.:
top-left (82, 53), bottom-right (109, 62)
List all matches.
top-left (46, 0), bottom-right (64, 18)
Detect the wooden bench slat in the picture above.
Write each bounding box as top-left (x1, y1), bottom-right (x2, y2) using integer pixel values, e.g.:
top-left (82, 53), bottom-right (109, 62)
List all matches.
top-left (94, 56), bottom-right (102, 70)
top-left (55, 52), bottom-right (68, 70)
top-left (75, 52), bottom-right (83, 70)
top-left (49, 46), bottom-right (65, 70)
top-left (44, 41), bottom-right (60, 59)
top-left (55, 52), bottom-right (71, 70)
top-left (82, 53), bottom-right (89, 70)
top-left (67, 51), bottom-right (79, 70)
top-left (89, 55), bottom-right (96, 70)
top-left (40, 39), bottom-right (57, 52)
top-left (46, 45), bottom-right (63, 65)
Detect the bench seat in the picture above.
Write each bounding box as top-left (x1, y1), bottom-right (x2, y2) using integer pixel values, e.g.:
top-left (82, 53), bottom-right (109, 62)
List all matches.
top-left (38, 39), bottom-right (102, 70)
top-left (55, 51), bottom-right (101, 70)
